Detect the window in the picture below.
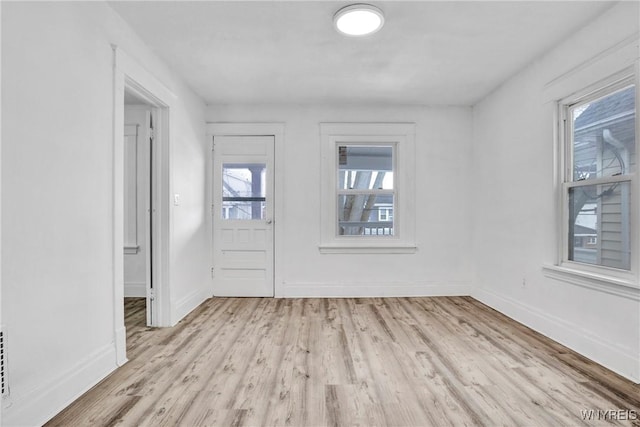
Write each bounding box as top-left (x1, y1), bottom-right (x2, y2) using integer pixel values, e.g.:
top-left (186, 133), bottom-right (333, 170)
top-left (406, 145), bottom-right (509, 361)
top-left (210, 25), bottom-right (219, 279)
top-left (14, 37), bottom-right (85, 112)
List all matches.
top-left (320, 123), bottom-right (416, 253)
top-left (560, 74), bottom-right (636, 273)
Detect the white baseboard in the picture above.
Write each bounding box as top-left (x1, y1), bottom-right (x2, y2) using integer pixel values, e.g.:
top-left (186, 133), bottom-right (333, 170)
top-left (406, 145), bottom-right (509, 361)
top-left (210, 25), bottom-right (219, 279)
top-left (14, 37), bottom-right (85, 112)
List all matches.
top-left (281, 281), bottom-right (471, 298)
top-left (124, 282), bottom-right (146, 297)
top-left (2, 343), bottom-right (118, 427)
top-left (171, 286), bottom-right (211, 326)
top-left (472, 287), bottom-right (640, 383)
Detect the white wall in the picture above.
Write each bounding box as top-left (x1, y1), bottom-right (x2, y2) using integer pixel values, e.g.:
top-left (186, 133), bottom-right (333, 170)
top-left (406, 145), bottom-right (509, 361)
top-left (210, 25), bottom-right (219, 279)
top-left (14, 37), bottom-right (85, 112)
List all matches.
top-left (167, 85), bottom-right (210, 325)
top-left (207, 104), bottom-right (474, 297)
top-left (471, 2), bottom-right (640, 382)
top-left (1, 2), bottom-right (209, 425)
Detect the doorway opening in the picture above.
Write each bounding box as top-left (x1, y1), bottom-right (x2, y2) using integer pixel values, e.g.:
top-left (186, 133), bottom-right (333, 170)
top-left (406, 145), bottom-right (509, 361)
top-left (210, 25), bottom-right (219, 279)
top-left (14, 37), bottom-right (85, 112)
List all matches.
top-left (113, 46), bottom-right (173, 365)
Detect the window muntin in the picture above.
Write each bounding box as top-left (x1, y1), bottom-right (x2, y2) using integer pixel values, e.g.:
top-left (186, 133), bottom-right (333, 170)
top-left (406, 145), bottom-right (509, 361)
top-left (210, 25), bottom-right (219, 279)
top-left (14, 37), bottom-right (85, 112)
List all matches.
top-left (563, 79), bottom-right (636, 272)
top-left (222, 163), bottom-right (266, 220)
top-left (336, 144), bottom-right (395, 237)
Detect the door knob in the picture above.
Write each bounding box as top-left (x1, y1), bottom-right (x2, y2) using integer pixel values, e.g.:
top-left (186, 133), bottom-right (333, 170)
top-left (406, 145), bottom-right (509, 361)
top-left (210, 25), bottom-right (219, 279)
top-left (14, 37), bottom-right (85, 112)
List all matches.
top-left (266, 219), bottom-right (273, 225)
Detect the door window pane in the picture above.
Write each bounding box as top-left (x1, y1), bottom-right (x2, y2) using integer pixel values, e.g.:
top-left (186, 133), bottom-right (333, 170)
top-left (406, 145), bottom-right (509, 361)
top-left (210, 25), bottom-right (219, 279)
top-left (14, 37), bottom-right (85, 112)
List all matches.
top-left (222, 163), bottom-right (266, 220)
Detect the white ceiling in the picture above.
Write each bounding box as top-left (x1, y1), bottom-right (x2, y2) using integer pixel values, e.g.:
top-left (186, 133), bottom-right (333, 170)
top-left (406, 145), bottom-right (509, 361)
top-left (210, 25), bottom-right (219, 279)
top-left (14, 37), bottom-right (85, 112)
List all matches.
top-left (110, 1), bottom-right (615, 106)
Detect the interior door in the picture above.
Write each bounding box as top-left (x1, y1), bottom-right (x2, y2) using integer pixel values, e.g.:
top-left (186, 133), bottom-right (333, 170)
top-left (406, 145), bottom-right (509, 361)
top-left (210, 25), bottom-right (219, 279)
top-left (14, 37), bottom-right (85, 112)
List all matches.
top-left (213, 135), bottom-right (274, 297)
top-left (123, 106), bottom-right (155, 326)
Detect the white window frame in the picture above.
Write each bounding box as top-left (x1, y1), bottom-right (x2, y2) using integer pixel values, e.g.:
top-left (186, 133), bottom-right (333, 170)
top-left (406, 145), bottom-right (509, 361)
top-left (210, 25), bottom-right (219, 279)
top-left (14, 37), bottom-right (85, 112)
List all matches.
top-left (319, 123), bottom-right (416, 254)
top-left (551, 67), bottom-right (639, 288)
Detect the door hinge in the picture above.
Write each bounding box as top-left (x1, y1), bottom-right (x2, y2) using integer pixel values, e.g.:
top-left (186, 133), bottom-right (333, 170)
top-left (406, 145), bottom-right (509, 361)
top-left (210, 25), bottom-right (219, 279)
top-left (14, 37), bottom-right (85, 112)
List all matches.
top-left (210, 267), bottom-right (215, 278)
top-left (149, 288), bottom-right (156, 301)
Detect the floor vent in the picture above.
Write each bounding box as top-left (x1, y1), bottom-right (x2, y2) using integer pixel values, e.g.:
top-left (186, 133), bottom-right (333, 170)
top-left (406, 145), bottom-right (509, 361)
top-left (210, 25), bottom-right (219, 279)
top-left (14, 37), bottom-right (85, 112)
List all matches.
top-left (1, 327), bottom-right (7, 397)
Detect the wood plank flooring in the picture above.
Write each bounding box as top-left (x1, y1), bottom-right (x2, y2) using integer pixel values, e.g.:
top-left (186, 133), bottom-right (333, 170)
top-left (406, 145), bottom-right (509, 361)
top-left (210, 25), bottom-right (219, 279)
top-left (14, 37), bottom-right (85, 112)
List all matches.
top-left (47, 297), bottom-right (640, 426)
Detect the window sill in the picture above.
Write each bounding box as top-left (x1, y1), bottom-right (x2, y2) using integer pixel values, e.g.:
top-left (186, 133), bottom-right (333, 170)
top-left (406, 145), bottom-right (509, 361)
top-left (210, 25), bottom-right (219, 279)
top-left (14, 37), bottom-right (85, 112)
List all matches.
top-left (124, 246), bottom-right (139, 255)
top-left (542, 264), bottom-right (639, 300)
top-left (319, 244), bottom-right (417, 254)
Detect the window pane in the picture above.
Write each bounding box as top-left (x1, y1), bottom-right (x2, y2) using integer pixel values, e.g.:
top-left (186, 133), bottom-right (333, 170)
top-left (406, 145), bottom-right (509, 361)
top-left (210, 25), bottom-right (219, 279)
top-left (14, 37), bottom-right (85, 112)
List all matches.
top-left (338, 194), bottom-right (394, 236)
top-left (338, 146), bottom-right (393, 190)
top-left (571, 85), bottom-right (636, 181)
top-left (568, 182), bottom-right (630, 270)
top-left (222, 163), bottom-right (266, 220)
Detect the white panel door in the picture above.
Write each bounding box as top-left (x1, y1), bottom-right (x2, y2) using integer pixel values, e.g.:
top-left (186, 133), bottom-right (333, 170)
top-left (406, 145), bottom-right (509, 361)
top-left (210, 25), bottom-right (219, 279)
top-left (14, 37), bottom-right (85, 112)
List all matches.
top-left (213, 136), bottom-right (274, 297)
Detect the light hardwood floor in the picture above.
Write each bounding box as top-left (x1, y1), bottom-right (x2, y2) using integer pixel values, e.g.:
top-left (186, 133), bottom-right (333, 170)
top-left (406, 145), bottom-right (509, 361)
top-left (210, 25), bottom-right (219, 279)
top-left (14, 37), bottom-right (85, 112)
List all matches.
top-left (47, 297), bottom-right (640, 426)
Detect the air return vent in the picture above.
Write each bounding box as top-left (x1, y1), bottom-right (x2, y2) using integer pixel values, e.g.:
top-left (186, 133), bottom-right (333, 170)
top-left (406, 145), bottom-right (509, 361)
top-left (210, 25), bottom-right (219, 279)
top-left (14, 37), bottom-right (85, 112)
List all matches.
top-left (1, 327), bottom-right (7, 397)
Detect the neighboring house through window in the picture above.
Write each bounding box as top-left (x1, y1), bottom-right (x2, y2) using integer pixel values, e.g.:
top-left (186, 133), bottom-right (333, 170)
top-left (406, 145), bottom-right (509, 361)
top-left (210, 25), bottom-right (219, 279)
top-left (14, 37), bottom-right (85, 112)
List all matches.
top-left (377, 204), bottom-right (393, 222)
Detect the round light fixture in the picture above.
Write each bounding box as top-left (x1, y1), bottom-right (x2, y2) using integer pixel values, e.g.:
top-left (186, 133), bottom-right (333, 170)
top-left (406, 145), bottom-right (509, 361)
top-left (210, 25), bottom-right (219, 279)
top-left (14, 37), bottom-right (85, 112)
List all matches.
top-left (334, 4), bottom-right (384, 37)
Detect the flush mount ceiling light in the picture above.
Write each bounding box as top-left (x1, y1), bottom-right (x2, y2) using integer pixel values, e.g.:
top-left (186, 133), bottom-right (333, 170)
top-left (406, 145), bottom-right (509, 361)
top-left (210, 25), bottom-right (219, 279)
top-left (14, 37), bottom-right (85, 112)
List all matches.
top-left (334, 4), bottom-right (385, 37)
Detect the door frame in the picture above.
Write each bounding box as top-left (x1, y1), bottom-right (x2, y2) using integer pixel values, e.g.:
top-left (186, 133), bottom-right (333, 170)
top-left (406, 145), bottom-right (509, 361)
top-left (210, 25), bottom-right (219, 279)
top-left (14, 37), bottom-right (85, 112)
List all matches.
top-left (113, 45), bottom-right (175, 364)
top-left (206, 123), bottom-right (285, 297)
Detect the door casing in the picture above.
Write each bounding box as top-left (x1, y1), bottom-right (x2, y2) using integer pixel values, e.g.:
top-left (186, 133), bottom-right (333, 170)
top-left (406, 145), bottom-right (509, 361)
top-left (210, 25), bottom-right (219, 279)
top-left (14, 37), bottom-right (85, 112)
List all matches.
top-left (113, 45), bottom-right (175, 365)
